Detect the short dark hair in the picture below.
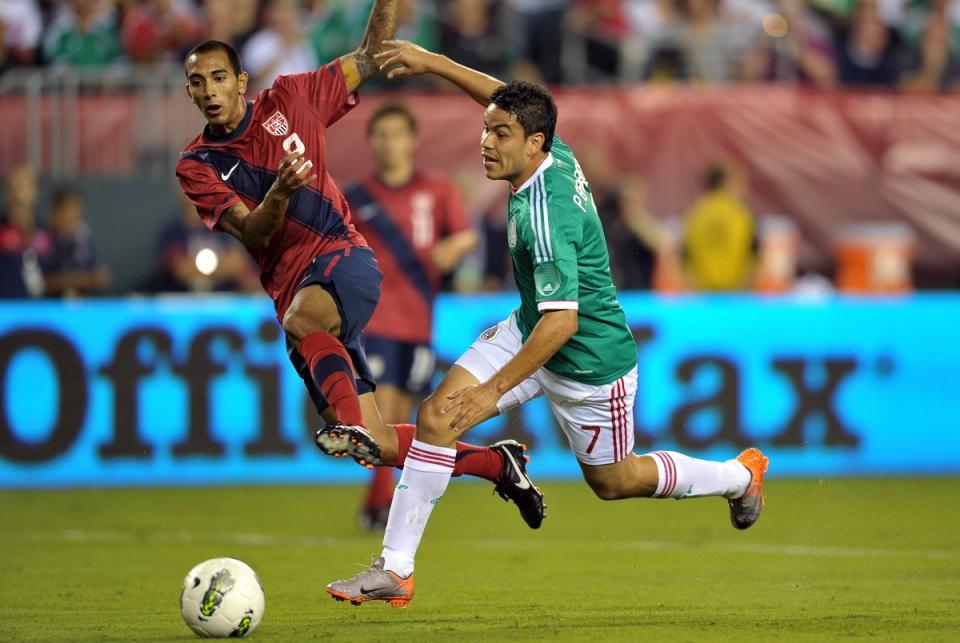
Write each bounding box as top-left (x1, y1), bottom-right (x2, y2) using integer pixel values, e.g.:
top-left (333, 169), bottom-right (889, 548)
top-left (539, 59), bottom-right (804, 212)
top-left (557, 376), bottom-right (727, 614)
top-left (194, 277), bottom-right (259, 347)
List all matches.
top-left (490, 81), bottom-right (558, 153)
top-left (367, 102), bottom-right (418, 136)
top-left (51, 185), bottom-right (82, 209)
top-left (185, 40), bottom-right (243, 76)
top-left (704, 165), bottom-right (729, 191)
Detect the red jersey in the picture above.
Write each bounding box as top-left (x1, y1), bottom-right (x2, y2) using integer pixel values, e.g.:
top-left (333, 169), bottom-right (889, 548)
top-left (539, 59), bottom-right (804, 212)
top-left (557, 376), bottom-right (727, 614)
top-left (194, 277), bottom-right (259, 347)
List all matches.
top-left (176, 61), bottom-right (366, 320)
top-left (345, 172), bottom-right (470, 343)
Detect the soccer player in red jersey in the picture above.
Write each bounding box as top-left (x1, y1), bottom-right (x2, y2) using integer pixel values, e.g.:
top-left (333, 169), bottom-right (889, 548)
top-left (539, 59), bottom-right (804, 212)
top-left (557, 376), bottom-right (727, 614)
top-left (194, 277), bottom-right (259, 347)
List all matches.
top-left (176, 2), bottom-right (543, 530)
top-left (347, 103), bottom-right (479, 530)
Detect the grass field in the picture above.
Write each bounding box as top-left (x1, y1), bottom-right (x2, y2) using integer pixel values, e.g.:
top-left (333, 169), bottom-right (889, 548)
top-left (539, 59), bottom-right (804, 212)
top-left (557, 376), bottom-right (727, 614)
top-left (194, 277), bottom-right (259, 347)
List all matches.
top-left (2, 478), bottom-right (958, 641)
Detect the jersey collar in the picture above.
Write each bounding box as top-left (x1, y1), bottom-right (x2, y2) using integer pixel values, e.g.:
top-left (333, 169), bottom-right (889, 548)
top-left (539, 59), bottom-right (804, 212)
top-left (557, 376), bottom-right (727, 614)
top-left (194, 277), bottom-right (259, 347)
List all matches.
top-left (203, 100), bottom-right (254, 143)
top-left (512, 153), bottom-right (554, 195)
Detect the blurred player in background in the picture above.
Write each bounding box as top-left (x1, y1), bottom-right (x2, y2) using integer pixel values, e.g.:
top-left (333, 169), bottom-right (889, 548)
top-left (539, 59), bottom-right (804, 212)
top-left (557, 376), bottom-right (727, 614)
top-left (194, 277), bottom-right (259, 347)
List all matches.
top-left (176, 3), bottom-right (541, 529)
top-left (326, 41), bottom-right (770, 608)
top-left (347, 103), bottom-right (478, 531)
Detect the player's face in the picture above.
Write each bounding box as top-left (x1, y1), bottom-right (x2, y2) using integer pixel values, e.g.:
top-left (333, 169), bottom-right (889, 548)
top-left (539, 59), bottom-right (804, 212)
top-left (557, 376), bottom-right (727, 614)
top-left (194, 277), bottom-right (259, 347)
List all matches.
top-left (480, 105), bottom-right (544, 186)
top-left (185, 51), bottom-right (249, 131)
top-left (369, 114), bottom-right (416, 172)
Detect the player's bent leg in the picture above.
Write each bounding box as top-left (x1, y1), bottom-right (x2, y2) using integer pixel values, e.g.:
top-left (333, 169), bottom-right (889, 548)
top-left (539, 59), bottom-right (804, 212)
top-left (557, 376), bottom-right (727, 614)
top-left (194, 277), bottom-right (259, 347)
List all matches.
top-left (284, 285), bottom-right (365, 428)
top-left (581, 448), bottom-right (769, 529)
top-left (579, 454), bottom-right (660, 501)
top-left (414, 365), bottom-right (493, 448)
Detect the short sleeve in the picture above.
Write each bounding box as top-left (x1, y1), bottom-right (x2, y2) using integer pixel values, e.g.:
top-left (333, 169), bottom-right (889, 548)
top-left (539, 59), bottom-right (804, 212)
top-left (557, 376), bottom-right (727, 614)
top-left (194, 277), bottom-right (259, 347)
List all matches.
top-left (439, 179), bottom-right (471, 236)
top-left (272, 60), bottom-right (359, 127)
top-left (176, 158), bottom-right (242, 231)
top-left (522, 190), bottom-right (582, 312)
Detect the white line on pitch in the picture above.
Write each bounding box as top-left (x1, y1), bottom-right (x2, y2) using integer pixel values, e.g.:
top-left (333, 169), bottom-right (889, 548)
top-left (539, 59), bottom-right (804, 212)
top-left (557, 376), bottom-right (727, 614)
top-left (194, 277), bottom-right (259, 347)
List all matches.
top-left (3, 529), bottom-right (957, 560)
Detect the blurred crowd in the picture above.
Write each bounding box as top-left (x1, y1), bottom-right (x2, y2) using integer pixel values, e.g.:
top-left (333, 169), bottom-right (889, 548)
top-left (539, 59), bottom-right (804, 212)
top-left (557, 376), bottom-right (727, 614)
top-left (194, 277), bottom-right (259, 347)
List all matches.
top-left (0, 0), bottom-right (958, 90)
top-left (0, 156), bottom-right (777, 300)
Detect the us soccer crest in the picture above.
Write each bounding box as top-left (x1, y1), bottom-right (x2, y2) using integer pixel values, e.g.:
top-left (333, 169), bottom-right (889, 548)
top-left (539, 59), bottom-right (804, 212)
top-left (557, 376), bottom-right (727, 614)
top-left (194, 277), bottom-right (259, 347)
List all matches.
top-left (508, 216), bottom-right (517, 249)
top-left (262, 111), bottom-right (289, 136)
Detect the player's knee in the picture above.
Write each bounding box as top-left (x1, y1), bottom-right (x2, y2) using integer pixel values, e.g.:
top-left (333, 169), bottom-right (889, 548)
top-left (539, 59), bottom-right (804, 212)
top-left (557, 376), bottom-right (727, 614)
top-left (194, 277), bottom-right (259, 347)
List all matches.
top-left (282, 306), bottom-right (333, 346)
top-left (414, 395), bottom-right (447, 444)
top-left (586, 477), bottom-right (627, 501)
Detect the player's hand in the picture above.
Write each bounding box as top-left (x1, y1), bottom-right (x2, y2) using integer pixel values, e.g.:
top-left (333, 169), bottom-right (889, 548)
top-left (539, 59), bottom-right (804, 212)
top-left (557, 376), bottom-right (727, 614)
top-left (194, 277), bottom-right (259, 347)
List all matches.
top-left (442, 383), bottom-right (499, 432)
top-left (271, 152), bottom-right (317, 198)
top-left (374, 40), bottom-right (437, 80)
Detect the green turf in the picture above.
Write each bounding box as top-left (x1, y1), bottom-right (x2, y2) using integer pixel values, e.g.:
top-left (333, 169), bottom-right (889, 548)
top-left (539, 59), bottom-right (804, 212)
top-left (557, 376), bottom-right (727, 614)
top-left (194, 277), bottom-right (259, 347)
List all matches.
top-left (2, 478), bottom-right (958, 641)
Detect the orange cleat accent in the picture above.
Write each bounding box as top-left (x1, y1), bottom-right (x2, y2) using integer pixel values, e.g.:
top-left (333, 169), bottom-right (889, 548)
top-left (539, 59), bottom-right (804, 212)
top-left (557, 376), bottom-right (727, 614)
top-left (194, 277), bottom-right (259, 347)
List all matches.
top-left (326, 564), bottom-right (414, 608)
top-left (729, 448), bottom-right (769, 530)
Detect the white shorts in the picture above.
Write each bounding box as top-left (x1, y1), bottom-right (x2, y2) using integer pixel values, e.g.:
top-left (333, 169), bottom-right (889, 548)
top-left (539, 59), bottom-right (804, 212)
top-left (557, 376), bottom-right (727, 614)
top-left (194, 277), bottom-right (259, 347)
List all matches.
top-left (455, 313), bottom-right (638, 466)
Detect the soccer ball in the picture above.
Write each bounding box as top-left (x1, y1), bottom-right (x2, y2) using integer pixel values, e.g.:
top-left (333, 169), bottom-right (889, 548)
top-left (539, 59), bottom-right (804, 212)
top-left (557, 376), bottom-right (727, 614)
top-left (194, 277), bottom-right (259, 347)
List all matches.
top-left (180, 558), bottom-right (265, 638)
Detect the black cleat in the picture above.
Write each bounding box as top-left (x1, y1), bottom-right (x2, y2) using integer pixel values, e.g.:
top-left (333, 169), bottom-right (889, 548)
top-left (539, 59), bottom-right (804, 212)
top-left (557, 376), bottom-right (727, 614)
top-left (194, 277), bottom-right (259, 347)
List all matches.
top-left (490, 440), bottom-right (545, 529)
top-left (314, 423), bottom-right (383, 468)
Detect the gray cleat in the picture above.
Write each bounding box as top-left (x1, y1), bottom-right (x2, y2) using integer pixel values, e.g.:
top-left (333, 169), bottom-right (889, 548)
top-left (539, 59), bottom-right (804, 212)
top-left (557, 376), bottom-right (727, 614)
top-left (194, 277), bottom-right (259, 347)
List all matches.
top-left (326, 557), bottom-right (414, 608)
top-left (314, 423), bottom-right (383, 468)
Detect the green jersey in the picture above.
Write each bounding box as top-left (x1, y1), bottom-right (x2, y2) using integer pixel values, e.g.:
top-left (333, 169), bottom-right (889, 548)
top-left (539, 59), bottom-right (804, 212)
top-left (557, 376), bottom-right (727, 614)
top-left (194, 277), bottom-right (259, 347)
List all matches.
top-left (506, 136), bottom-right (637, 385)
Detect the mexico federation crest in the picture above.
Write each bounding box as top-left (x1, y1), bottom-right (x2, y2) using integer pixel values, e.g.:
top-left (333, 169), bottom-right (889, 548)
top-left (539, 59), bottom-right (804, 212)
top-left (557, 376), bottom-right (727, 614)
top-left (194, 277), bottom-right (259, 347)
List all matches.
top-left (262, 111), bottom-right (289, 136)
top-left (479, 325), bottom-right (500, 341)
top-left (508, 216), bottom-right (517, 249)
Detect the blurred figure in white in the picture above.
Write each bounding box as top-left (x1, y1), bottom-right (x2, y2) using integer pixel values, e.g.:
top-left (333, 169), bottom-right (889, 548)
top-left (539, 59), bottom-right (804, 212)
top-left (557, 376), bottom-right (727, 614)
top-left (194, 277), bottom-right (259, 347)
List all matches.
top-left (243, 0), bottom-right (318, 91)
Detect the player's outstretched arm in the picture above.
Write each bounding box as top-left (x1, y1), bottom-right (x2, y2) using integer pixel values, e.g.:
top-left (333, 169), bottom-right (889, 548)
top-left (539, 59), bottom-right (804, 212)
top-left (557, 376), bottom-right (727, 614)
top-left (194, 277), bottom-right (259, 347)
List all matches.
top-left (375, 40), bottom-right (505, 107)
top-left (338, 0), bottom-right (398, 93)
top-left (216, 152), bottom-right (316, 249)
top-left (443, 310), bottom-right (578, 430)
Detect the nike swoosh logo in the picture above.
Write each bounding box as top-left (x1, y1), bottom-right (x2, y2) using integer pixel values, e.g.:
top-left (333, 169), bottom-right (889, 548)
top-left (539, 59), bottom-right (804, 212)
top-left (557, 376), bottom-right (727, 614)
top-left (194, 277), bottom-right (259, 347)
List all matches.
top-left (359, 586), bottom-right (377, 595)
top-left (220, 161), bottom-right (240, 181)
top-left (502, 449), bottom-right (531, 490)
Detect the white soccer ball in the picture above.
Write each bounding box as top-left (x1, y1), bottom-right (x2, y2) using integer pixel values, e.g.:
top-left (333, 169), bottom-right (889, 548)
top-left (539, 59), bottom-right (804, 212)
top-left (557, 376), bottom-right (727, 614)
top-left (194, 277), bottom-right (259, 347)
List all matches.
top-left (180, 558), bottom-right (265, 638)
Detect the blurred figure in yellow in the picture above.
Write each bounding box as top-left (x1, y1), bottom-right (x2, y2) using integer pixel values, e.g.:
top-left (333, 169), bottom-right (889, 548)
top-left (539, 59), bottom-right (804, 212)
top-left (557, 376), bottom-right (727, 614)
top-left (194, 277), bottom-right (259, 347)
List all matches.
top-left (681, 163), bottom-right (757, 291)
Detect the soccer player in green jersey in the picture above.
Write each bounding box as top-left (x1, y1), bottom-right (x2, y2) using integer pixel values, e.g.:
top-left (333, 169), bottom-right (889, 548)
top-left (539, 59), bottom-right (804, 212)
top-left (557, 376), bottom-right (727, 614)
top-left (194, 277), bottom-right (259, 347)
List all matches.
top-left (325, 41), bottom-right (770, 608)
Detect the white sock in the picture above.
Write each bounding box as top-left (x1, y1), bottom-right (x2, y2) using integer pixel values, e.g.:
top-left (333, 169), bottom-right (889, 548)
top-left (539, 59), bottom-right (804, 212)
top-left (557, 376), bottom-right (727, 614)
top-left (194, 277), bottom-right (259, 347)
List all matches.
top-left (380, 440), bottom-right (455, 577)
top-left (646, 451), bottom-right (750, 499)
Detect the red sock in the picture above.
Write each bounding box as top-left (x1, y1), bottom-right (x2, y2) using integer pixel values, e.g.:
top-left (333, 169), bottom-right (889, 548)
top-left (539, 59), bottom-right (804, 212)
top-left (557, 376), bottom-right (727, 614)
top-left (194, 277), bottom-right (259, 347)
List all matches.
top-left (364, 466), bottom-right (395, 510)
top-left (390, 423), bottom-right (504, 482)
top-left (300, 331), bottom-right (363, 426)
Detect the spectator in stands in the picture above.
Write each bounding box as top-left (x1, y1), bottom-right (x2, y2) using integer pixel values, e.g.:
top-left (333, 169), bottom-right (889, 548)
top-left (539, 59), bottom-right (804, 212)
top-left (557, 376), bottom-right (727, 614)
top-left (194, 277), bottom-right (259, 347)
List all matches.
top-left (43, 0), bottom-right (122, 68)
top-left (39, 186), bottom-right (110, 297)
top-left (606, 177), bottom-right (662, 291)
top-left (151, 190), bottom-right (258, 293)
top-left (836, 0), bottom-right (901, 86)
top-left (581, 144), bottom-right (660, 290)
top-left (439, 0), bottom-right (511, 79)
top-left (681, 163), bottom-right (757, 291)
top-left (201, 0), bottom-right (260, 47)
top-left (121, 0), bottom-right (201, 64)
top-left (900, 3), bottom-right (960, 90)
top-left (0, 0), bottom-right (43, 68)
top-left (683, 0), bottom-right (738, 82)
top-left (503, 0), bottom-right (569, 83)
top-left (567, 0), bottom-right (630, 81)
top-left (629, 0), bottom-right (688, 81)
top-left (307, 0), bottom-right (358, 63)
top-left (737, 0), bottom-right (838, 86)
top-left (0, 165), bottom-right (45, 298)
top-left (243, 0), bottom-right (318, 91)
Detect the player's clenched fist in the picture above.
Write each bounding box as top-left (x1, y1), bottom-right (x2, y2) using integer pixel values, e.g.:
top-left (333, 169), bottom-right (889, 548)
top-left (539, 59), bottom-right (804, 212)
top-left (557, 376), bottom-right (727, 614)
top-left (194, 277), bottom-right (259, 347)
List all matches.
top-left (272, 152), bottom-right (317, 197)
